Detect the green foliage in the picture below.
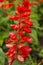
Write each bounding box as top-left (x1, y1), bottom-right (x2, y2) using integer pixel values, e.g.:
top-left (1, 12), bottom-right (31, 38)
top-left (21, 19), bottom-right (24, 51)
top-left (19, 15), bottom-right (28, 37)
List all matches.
top-left (29, 29), bottom-right (39, 45)
top-left (0, 48), bottom-right (5, 65)
top-left (12, 55), bottom-right (37, 65)
top-left (38, 48), bottom-right (43, 57)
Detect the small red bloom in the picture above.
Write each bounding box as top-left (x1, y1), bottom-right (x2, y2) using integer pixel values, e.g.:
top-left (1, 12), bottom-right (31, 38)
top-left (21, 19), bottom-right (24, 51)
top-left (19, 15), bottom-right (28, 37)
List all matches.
top-left (9, 15), bottom-right (19, 20)
top-left (21, 20), bottom-right (33, 26)
top-left (21, 12), bottom-right (30, 17)
top-left (17, 44), bottom-right (23, 49)
top-left (10, 24), bottom-right (19, 30)
top-left (19, 46), bottom-right (32, 55)
top-left (9, 33), bottom-right (16, 40)
top-left (17, 5), bottom-right (25, 14)
top-left (6, 44), bottom-right (15, 48)
top-left (19, 32), bottom-right (25, 37)
top-left (6, 44), bottom-right (32, 64)
top-left (17, 55), bottom-right (24, 63)
top-left (20, 26), bottom-right (32, 33)
top-left (6, 38), bottom-right (13, 43)
top-left (19, 54), bottom-right (28, 59)
top-left (8, 55), bottom-right (15, 65)
top-left (0, 0), bottom-right (6, 2)
top-left (20, 36), bottom-right (32, 43)
top-left (2, 3), bottom-right (14, 9)
top-left (23, 0), bottom-right (32, 7)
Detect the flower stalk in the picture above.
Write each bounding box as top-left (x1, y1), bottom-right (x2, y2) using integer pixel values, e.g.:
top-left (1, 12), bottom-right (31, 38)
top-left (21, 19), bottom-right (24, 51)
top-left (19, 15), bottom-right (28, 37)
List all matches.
top-left (6, 0), bottom-right (38, 65)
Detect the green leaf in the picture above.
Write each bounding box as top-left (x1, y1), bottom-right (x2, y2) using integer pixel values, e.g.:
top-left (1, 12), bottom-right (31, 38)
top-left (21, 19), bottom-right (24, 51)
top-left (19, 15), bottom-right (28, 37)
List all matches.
top-left (28, 55), bottom-right (37, 65)
top-left (33, 20), bottom-right (39, 29)
top-left (29, 29), bottom-right (39, 45)
top-left (30, 12), bottom-right (39, 20)
top-left (38, 49), bottom-right (43, 57)
top-left (0, 17), bottom-right (9, 24)
top-left (40, 8), bottom-right (43, 13)
top-left (30, 12), bottom-right (39, 29)
top-left (0, 48), bottom-right (5, 65)
top-left (0, 31), bottom-right (9, 46)
top-left (14, 21), bottom-right (19, 24)
top-left (0, 40), bottom-right (3, 46)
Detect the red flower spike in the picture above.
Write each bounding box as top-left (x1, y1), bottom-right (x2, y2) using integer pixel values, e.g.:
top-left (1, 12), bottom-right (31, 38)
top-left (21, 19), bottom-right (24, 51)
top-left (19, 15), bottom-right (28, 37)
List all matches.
top-left (6, 0), bottom-right (35, 64)
top-left (2, 3), bottom-right (14, 9)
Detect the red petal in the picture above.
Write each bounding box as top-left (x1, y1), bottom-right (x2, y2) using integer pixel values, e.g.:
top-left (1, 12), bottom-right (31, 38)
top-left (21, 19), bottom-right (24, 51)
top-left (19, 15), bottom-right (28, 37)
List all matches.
top-left (17, 55), bottom-right (24, 63)
top-left (9, 15), bottom-right (19, 20)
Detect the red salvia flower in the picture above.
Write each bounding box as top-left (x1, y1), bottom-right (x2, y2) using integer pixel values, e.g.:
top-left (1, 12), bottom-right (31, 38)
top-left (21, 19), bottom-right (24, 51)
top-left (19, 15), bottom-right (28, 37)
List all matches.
top-left (19, 46), bottom-right (32, 55)
top-left (21, 19), bottom-right (33, 26)
top-left (20, 36), bottom-right (33, 43)
top-left (10, 24), bottom-right (19, 30)
top-left (9, 15), bottom-right (20, 20)
top-left (6, 44), bottom-right (32, 65)
top-left (0, 0), bottom-right (7, 2)
top-left (6, 0), bottom-right (35, 65)
top-left (23, 0), bottom-right (32, 7)
top-left (2, 3), bottom-right (14, 9)
top-left (17, 4), bottom-right (25, 14)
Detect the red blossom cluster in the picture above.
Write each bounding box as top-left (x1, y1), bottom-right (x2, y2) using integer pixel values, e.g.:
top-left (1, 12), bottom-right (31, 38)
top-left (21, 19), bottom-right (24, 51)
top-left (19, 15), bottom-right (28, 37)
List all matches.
top-left (6, 44), bottom-right (32, 65)
top-left (0, 0), bottom-right (15, 9)
top-left (6, 0), bottom-right (38, 65)
top-left (0, 0), bottom-right (15, 2)
top-left (0, 0), bottom-right (7, 2)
